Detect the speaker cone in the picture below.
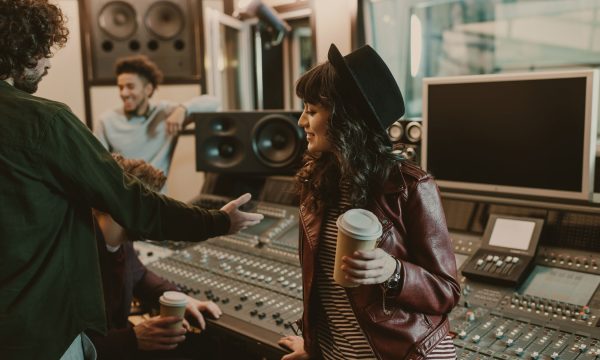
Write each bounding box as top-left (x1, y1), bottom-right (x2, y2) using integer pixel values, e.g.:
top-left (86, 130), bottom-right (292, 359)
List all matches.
top-left (98, 1), bottom-right (137, 40)
top-left (387, 121), bottom-right (404, 143)
top-left (202, 136), bottom-right (244, 168)
top-left (209, 116), bottom-right (236, 134)
top-left (252, 115), bottom-right (302, 168)
top-left (405, 121), bottom-right (422, 143)
top-left (145, 1), bottom-right (185, 40)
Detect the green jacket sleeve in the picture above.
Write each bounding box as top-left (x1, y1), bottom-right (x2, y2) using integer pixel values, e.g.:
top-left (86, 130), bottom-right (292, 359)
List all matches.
top-left (40, 108), bottom-right (230, 241)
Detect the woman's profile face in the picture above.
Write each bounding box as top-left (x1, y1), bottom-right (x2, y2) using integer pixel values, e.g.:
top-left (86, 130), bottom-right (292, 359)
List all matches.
top-left (298, 102), bottom-right (332, 153)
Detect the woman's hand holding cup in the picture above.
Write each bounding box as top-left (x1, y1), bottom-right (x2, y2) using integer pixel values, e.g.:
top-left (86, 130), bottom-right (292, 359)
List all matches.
top-left (341, 248), bottom-right (397, 286)
top-left (333, 209), bottom-right (384, 287)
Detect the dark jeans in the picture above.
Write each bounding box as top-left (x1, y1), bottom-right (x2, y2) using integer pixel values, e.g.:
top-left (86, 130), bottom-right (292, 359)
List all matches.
top-left (135, 332), bottom-right (217, 360)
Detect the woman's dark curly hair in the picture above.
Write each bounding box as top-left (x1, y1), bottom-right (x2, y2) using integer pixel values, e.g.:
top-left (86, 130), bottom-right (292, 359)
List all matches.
top-left (295, 62), bottom-right (402, 212)
top-left (115, 55), bottom-right (163, 91)
top-left (0, 0), bottom-right (68, 80)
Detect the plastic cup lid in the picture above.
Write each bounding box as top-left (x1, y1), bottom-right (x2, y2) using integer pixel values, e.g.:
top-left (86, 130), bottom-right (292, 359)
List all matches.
top-left (159, 291), bottom-right (187, 306)
top-left (336, 208), bottom-right (383, 240)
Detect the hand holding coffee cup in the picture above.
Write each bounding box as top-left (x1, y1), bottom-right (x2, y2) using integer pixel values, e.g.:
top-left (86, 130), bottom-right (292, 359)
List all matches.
top-left (159, 291), bottom-right (188, 329)
top-left (333, 209), bottom-right (383, 287)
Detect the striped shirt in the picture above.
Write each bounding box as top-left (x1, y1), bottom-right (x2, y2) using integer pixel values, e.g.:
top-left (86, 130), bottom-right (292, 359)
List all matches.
top-left (315, 185), bottom-right (376, 359)
top-left (426, 336), bottom-right (456, 359)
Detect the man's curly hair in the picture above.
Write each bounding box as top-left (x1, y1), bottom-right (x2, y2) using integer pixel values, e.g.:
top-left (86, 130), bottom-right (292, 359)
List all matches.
top-left (0, 0), bottom-right (68, 80)
top-left (115, 55), bottom-right (163, 90)
top-left (112, 153), bottom-right (166, 192)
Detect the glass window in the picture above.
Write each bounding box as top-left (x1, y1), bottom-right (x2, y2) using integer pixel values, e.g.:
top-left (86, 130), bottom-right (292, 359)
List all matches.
top-left (367, 0), bottom-right (600, 118)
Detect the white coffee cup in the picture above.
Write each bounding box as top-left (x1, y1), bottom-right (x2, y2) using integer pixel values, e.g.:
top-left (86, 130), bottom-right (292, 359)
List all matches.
top-left (159, 291), bottom-right (188, 329)
top-left (333, 209), bottom-right (383, 287)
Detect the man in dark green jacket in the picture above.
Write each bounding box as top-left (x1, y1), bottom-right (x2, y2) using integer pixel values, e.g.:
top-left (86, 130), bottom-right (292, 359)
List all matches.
top-left (0, 1), bottom-right (263, 359)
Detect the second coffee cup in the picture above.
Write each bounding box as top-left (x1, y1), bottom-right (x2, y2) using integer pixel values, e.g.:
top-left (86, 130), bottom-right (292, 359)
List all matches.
top-left (159, 291), bottom-right (188, 329)
top-left (333, 208), bottom-right (383, 287)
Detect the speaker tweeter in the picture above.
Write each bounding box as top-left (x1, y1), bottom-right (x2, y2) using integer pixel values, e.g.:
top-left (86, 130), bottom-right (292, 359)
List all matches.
top-left (388, 119), bottom-right (422, 163)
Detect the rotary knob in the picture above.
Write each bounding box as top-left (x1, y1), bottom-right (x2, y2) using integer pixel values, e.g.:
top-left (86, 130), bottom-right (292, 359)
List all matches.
top-left (466, 311), bottom-right (475, 322)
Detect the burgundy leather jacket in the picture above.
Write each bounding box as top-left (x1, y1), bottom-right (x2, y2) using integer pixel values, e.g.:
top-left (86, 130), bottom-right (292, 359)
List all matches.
top-left (298, 162), bottom-right (460, 360)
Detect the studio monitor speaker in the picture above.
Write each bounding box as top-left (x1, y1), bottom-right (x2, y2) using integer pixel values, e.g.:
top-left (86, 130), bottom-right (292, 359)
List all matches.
top-left (82, 0), bottom-right (202, 83)
top-left (194, 111), bottom-right (305, 175)
top-left (387, 119), bottom-right (421, 163)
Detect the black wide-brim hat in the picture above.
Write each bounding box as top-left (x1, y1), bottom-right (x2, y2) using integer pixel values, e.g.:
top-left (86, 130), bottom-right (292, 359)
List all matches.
top-left (328, 44), bottom-right (405, 144)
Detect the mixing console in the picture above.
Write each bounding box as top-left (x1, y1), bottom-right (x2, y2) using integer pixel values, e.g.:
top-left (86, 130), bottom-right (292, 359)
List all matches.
top-left (450, 233), bottom-right (600, 359)
top-left (144, 194), bottom-right (303, 356)
top-left (148, 241), bottom-right (303, 330)
top-left (143, 192), bottom-right (600, 359)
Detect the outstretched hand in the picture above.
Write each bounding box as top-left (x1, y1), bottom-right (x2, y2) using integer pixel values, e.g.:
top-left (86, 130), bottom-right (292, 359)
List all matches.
top-left (220, 193), bottom-right (264, 234)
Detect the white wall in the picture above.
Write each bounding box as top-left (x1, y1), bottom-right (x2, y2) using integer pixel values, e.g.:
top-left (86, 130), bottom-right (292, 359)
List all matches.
top-left (313, 0), bottom-right (353, 62)
top-left (36, 0), bottom-right (86, 121)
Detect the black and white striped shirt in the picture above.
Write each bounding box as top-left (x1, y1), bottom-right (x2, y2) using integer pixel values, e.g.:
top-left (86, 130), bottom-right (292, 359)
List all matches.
top-left (315, 185), bottom-right (375, 359)
top-left (426, 336), bottom-right (456, 359)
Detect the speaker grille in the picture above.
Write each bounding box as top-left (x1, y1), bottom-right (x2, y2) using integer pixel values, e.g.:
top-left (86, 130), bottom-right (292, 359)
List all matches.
top-left (203, 136), bottom-right (244, 168)
top-left (195, 111), bottom-right (304, 175)
top-left (84, 0), bottom-right (202, 82)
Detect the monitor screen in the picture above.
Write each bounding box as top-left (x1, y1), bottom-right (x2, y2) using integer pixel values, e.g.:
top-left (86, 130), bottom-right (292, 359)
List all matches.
top-left (422, 70), bottom-right (597, 201)
top-left (488, 218), bottom-right (536, 251)
top-left (519, 265), bottom-right (600, 306)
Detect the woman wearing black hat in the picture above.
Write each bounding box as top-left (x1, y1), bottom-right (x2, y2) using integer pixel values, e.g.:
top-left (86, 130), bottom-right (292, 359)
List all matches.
top-left (278, 44), bottom-right (460, 360)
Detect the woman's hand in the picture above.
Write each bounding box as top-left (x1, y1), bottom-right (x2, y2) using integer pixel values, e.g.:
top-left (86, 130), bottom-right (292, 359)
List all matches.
top-left (278, 335), bottom-right (309, 360)
top-left (342, 248), bottom-right (397, 285)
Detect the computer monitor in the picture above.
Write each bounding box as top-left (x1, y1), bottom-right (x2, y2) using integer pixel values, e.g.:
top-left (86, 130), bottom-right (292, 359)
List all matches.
top-left (422, 69), bottom-right (598, 201)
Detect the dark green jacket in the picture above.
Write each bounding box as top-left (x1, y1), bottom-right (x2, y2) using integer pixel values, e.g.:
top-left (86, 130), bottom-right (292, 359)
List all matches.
top-left (0, 80), bottom-right (230, 359)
